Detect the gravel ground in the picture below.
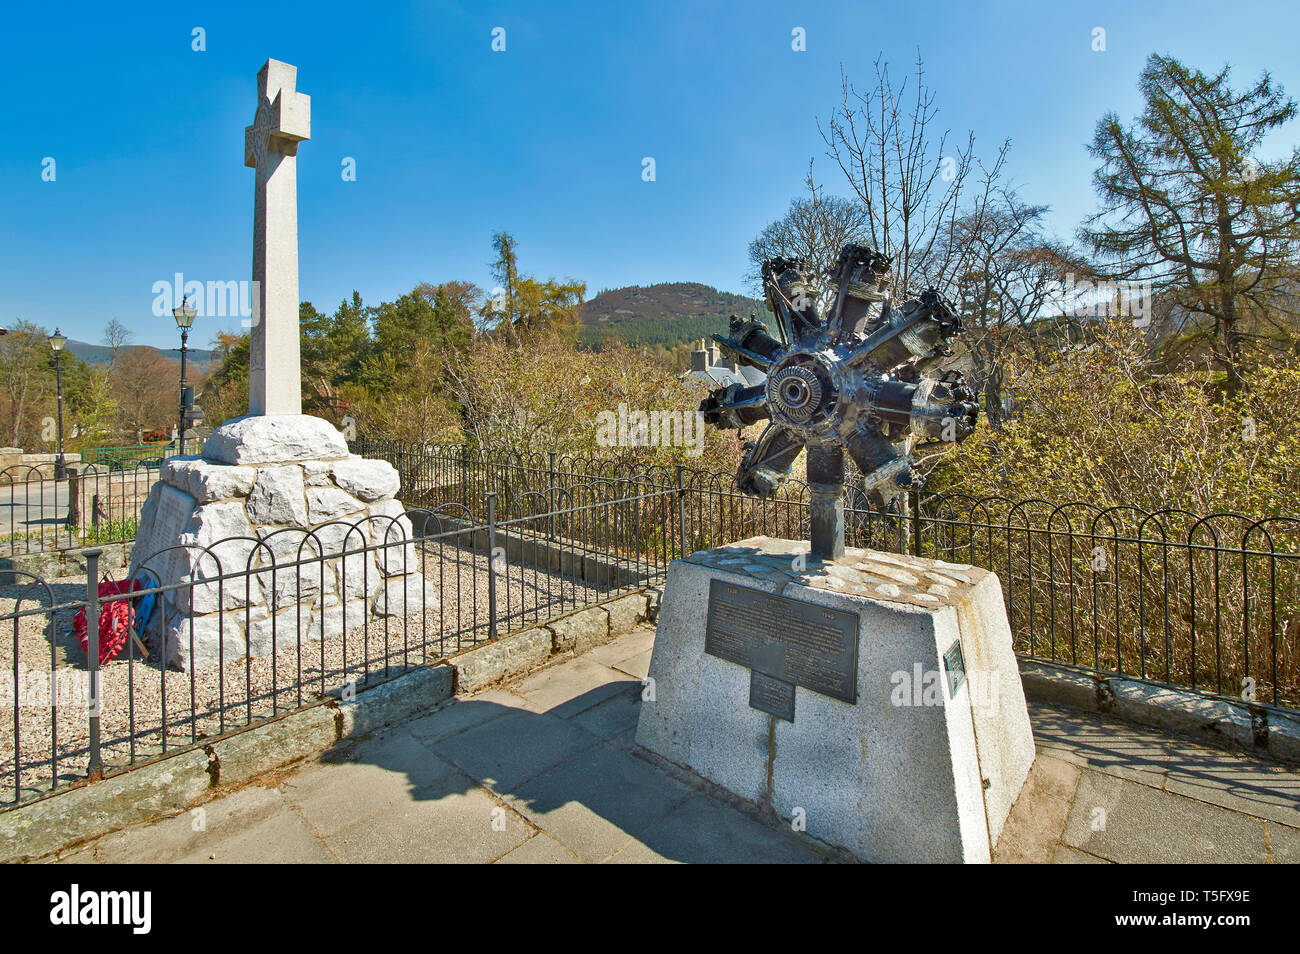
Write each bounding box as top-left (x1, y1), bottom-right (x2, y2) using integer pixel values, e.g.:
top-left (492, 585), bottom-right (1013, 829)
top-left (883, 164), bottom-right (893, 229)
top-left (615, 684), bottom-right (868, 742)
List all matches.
top-left (0, 539), bottom-right (660, 807)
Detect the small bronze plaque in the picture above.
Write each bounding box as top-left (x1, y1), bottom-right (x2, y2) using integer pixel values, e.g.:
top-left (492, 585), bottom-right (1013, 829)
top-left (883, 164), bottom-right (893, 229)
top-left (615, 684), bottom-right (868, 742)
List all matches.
top-left (705, 579), bottom-right (859, 705)
top-left (943, 639), bottom-right (966, 697)
top-left (749, 671), bottom-right (795, 722)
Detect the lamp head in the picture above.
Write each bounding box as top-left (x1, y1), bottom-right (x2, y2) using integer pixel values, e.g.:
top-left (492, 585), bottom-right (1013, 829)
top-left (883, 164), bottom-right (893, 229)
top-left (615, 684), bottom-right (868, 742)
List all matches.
top-left (172, 295), bottom-right (197, 330)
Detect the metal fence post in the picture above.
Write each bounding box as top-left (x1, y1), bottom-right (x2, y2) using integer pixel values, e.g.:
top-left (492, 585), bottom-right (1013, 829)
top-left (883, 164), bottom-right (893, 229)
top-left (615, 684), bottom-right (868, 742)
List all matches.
top-left (676, 465), bottom-right (687, 560)
top-left (460, 444), bottom-right (468, 507)
top-left (909, 487), bottom-right (922, 557)
top-left (487, 492), bottom-right (498, 641)
top-left (65, 470), bottom-right (81, 533)
top-left (83, 548), bottom-right (104, 781)
top-left (548, 451), bottom-right (557, 541)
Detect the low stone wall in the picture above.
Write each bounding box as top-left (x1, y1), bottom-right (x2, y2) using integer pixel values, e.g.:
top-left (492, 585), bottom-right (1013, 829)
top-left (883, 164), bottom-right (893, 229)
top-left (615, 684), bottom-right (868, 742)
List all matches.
top-left (421, 514), bottom-right (653, 590)
top-left (0, 542), bottom-right (134, 583)
top-left (0, 452), bottom-right (81, 478)
top-left (1018, 659), bottom-right (1300, 764)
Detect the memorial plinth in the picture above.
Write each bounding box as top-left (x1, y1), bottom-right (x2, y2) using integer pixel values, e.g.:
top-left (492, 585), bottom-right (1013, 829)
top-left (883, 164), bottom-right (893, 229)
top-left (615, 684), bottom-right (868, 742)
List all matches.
top-left (635, 536), bottom-right (1035, 863)
top-left (129, 416), bottom-right (426, 671)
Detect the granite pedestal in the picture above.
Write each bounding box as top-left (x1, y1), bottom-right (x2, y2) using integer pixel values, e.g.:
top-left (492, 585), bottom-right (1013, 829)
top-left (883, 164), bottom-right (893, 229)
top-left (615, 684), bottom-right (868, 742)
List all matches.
top-left (635, 536), bottom-right (1034, 863)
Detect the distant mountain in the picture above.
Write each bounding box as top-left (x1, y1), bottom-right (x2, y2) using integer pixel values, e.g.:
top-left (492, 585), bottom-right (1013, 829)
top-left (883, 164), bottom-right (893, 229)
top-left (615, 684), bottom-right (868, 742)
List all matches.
top-left (579, 282), bottom-right (764, 350)
top-left (66, 340), bottom-right (218, 368)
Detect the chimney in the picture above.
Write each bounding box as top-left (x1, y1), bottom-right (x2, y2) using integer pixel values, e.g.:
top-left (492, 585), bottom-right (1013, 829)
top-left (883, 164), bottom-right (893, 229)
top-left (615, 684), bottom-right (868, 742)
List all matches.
top-left (690, 341), bottom-right (709, 373)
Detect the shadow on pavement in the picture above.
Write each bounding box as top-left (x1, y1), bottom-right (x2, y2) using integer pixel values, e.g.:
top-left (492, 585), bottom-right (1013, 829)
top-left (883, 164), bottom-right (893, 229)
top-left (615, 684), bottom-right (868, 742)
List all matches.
top-left (321, 681), bottom-right (830, 864)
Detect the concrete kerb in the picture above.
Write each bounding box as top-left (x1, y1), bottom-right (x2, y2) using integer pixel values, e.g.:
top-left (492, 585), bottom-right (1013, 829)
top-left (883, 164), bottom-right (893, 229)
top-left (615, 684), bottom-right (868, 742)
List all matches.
top-left (0, 749), bottom-right (213, 863)
top-left (443, 589), bottom-right (652, 693)
top-left (1018, 658), bottom-right (1300, 765)
top-left (0, 588), bottom-right (656, 862)
top-left (0, 664), bottom-right (458, 864)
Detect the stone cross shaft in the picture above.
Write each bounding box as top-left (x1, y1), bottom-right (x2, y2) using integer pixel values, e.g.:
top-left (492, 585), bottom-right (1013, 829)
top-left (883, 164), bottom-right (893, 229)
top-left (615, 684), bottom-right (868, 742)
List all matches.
top-left (244, 59), bottom-right (310, 416)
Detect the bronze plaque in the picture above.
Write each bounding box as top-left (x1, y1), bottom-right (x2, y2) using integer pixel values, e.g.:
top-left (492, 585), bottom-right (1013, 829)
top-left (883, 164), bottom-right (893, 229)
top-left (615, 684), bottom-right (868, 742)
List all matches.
top-left (705, 579), bottom-right (859, 705)
top-left (943, 639), bottom-right (966, 697)
top-left (749, 671), bottom-right (795, 721)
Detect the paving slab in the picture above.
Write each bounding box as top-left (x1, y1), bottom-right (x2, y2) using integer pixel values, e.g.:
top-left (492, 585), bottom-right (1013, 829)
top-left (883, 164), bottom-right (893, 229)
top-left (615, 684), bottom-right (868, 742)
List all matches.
top-left (404, 690), bottom-right (537, 746)
top-left (494, 832), bottom-right (581, 864)
top-left (1161, 740), bottom-right (1300, 829)
top-left (993, 755), bottom-right (1081, 863)
top-left (512, 656), bottom-right (639, 717)
top-left (173, 809), bottom-right (334, 864)
top-left (285, 728), bottom-right (466, 838)
top-left (504, 744), bottom-right (694, 862)
top-left (1029, 705), bottom-right (1172, 787)
top-left (581, 627), bottom-right (655, 670)
top-left (606, 724), bottom-right (640, 752)
top-left (430, 707), bottom-right (602, 793)
top-left (323, 788), bottom-right (532, 863)
top-left (569, 688), bottom-right (644, 740)
top-left (1052, 845), bottom-right (1110, 863)
top-left (604, 794), bottom-right (829, 864)
top-left (613, 649), bottom-right (652, 681)
top-left (1061, 770), bottom-right (1269, 863)
top-left (85, 785), bottom-right (287, 864)
top-left (1267, 820), bottom-right (1300, 864)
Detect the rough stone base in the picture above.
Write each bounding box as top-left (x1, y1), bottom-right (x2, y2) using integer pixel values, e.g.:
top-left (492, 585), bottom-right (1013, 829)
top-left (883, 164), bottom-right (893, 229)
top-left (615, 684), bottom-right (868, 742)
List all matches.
top-left (128, 415), bottom-right (430, 671)
top-left (635, 536), bottom-right (1035, 864)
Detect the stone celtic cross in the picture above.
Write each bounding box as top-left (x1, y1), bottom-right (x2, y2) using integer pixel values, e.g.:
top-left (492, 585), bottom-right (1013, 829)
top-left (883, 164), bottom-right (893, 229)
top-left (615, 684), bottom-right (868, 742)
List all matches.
top-left (244, 59), bottom-right (310, 416)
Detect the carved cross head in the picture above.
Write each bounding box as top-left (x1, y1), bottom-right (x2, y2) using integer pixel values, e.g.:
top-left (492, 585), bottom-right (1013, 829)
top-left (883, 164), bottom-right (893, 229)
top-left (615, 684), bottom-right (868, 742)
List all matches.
top-left (244, 59), bottom-right (311, 171)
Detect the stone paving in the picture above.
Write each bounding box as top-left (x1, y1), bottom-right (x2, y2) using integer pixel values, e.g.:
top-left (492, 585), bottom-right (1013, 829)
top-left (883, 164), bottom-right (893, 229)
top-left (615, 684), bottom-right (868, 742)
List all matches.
top-left (50, 624), bottom-right (1300, 863)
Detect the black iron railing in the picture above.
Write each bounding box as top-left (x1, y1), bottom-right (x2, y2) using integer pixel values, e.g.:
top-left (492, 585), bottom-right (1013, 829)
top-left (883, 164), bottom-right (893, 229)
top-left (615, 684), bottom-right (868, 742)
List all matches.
top-left (3, 439), bottom-right (1297, 812)
top-left (1, 462), bottom-right (158, 555)
top-left (1, 481), bottom-right (678, 809)
top-left (354, 439), bottom-right (1300, 711)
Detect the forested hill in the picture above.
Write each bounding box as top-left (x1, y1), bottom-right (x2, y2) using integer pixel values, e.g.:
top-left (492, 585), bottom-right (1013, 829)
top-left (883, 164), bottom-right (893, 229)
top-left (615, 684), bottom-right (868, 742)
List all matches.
top-left (579, 282), bottom-right (763, 350)
top-left (66, 339), bottom-right (218, 368)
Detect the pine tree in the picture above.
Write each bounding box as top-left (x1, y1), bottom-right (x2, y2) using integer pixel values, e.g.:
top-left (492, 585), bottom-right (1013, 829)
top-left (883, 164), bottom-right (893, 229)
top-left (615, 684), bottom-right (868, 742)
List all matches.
top-left (1083, 54), bottom-right (1300, 392)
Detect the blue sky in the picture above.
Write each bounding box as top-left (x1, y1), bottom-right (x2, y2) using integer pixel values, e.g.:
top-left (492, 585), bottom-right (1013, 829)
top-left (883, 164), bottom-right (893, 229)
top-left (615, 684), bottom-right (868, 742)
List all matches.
top-left (2, 0), bottom-right (1299, 349)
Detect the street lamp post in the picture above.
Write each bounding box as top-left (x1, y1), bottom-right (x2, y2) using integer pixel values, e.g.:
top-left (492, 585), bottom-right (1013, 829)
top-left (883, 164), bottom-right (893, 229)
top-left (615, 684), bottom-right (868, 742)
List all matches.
top-left (48, 328), bottom-right (67, 480)
top-left (172, 295), bottom-right (197, 457)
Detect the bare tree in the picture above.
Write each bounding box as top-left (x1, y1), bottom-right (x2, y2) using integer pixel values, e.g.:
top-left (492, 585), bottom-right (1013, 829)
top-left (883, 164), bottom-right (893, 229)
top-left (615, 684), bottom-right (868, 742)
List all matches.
top-left (948, 188), bottom-right (1090, 424)
top-left (111, 348), bottom-right (178, 443)
top-left (0, 321), bottom-right (52, 448)
top-left (101, 318), bottom-right (133, 371)
top-left (820, 52), bottom-right (980, 297)
top-left (746, 163), bottom-right (870, 306)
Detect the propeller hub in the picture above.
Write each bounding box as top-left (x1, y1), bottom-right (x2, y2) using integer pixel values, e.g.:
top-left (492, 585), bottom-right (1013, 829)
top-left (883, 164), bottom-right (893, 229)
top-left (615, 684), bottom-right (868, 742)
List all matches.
top-left (765, 354), bottom-right (836, 428)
